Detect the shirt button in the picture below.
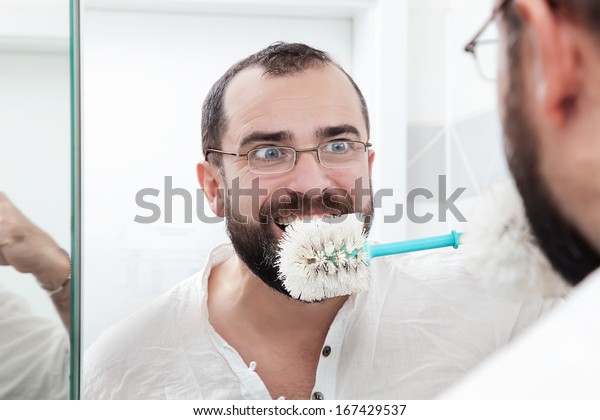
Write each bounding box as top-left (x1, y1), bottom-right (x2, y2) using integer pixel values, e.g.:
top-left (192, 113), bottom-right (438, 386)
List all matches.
top-left (322, 345), bottom-right (332, 357)
top-left (312, 391), bottom-right (324, 400)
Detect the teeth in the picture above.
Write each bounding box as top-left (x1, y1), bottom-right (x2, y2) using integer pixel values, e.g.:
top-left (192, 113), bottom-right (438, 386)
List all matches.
top-left (274, 215), bottom-right (297, 226)
top-left (274, 214), bottom-right (337, 226)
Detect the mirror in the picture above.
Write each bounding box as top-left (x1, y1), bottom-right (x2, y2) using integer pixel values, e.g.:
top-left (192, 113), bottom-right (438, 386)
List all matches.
top-left (77, 0), bottom-right (538, 401)
top-left (76, 0), bottom-right (407, 399)
top-left (0, 0), bottom-right (71, 399)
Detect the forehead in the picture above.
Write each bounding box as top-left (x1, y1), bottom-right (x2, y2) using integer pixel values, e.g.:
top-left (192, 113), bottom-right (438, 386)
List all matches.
top-left (222, 64), bottom-right (366, 148)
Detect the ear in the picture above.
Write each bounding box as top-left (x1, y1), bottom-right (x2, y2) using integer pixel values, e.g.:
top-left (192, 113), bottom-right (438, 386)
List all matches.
top-left (368, 149), bottom-right (375, 175)
top-left (197, 162), bottom-right (225, 217)
top-left (514, 0), bottom-right (580, 125)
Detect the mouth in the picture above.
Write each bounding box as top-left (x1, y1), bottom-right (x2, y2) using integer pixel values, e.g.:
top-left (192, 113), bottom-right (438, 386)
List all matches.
top-left (273, 213), bottom-right (344, 234)
top-left (274, 215), bottom-right (297, 233)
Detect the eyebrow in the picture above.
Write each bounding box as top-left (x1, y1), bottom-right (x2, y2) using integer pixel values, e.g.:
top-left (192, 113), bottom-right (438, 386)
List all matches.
top-left (238, 131), bottom-right (294, 149)
top-left (316, 125), bottom-right (361, 140)
top-left (237, 124), bottom-right (362, 149)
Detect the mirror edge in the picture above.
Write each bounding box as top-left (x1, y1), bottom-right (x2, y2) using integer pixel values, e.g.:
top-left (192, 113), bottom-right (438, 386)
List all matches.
top-left (70, 0), bottom-right (81, 401)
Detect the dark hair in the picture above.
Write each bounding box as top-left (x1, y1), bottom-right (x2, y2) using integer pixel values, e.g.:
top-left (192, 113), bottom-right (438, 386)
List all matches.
top-left (504, 0), bottom-right (600, 41)
top-left (201, 42), bottom-right (370, 168)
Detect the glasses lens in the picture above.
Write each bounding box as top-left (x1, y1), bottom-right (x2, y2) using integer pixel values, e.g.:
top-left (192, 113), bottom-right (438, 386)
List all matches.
top-left (248, 146), bottom-right (295, 174)
top-left (472, 15), bottom-right (500, 81)
top-left (474, 39), bottom-right (499, 81)
top-left (318, 141), bottom-right (367, 169)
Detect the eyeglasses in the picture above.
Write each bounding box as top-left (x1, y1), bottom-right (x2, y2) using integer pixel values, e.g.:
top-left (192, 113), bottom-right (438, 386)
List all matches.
top-left (464, 0), bottom-right (511, 81)
top-left (205, 140), bottom-right (372, 174)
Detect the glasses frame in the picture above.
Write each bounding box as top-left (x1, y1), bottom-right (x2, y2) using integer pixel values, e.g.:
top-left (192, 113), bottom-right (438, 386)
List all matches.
top-left (464, 0), bottom-right (511, 81)
top-left (205, 140), bottom-right (373, 174)
top-left (464, 0), bottom-right (511, 56)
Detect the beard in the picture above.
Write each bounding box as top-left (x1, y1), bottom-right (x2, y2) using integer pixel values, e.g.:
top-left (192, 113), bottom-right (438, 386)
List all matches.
top-left (224, 182), bottom-right (374, 299)
top-left (503, 34), bottom-right (600, 286)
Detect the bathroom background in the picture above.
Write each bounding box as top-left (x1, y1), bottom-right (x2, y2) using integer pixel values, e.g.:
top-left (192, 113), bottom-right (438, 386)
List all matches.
top-left (0, 0), bottom-right (506, 351)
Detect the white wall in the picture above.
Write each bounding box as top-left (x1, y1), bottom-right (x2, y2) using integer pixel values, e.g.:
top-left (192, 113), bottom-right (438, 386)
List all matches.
top-left (0, 0), bottom-right (70, 324)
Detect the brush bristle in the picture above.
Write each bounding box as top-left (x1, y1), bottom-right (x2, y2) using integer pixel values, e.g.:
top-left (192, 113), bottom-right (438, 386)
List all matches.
top-left (276, 214), bottom-right (371, 302)
top-left (464, 181), bottom-right (570, 300)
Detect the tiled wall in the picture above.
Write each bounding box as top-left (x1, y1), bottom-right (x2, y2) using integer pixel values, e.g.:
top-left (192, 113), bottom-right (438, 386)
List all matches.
top-left (408, 111), bottom-right (509, 198)
top-left (405, 0), bottom-right (509, 238)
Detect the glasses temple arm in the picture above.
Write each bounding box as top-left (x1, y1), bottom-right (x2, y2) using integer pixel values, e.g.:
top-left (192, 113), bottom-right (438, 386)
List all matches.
top-left (464, 0), bottom-right (510, 53)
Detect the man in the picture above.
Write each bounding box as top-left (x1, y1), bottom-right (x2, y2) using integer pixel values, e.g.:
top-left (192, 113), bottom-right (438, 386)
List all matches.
top-left (82, 42), bottom-right (556, 400)
top-left (444, 0), bottom-right (600, 398)
top-left (0, 192), bottom-right (70, 399)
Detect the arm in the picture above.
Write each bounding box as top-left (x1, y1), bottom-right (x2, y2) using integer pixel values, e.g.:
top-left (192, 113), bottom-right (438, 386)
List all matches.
top-left (0, 192), bottom-right (71, 330)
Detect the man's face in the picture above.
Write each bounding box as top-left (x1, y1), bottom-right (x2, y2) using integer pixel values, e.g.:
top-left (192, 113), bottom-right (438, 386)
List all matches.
top-left (218, 65), bottom-right (374, 298)
top-left (498, 9), bottom-right (600, 285)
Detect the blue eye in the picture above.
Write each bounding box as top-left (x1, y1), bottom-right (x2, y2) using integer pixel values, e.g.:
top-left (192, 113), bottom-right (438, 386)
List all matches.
top-left (323, 141), bottom-right (351, 154)
top-left (255, 147), bottom-right (283, 160)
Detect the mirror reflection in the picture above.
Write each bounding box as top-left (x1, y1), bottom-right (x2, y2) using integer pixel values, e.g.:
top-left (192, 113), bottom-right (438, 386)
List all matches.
top-left (0, 0), bottom-right (70, 399)
top-left (78, 0), bottom-right (564, 400)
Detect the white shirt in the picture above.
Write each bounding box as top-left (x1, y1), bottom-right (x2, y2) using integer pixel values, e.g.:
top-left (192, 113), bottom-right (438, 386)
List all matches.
top-left (442, 267), bottom-right (600, 399)
top-left (82, 243), bottom-right (558, 400)
top-left (0, 285), bottom-right (69, 399)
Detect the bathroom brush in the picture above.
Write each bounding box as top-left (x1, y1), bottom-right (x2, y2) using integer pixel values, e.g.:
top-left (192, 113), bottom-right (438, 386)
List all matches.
top-left (462, 181), bottom-right (570, 301)
top-left (276, 214), bottom-right (462, 302)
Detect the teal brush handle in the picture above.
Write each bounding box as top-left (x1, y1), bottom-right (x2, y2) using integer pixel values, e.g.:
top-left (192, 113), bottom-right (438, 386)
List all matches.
top-left (366, 231), bottom-right (462, 260)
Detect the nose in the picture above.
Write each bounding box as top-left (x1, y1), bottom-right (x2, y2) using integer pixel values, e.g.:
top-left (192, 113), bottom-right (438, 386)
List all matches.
top-left (284, 150), bottom-right (333, 194)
